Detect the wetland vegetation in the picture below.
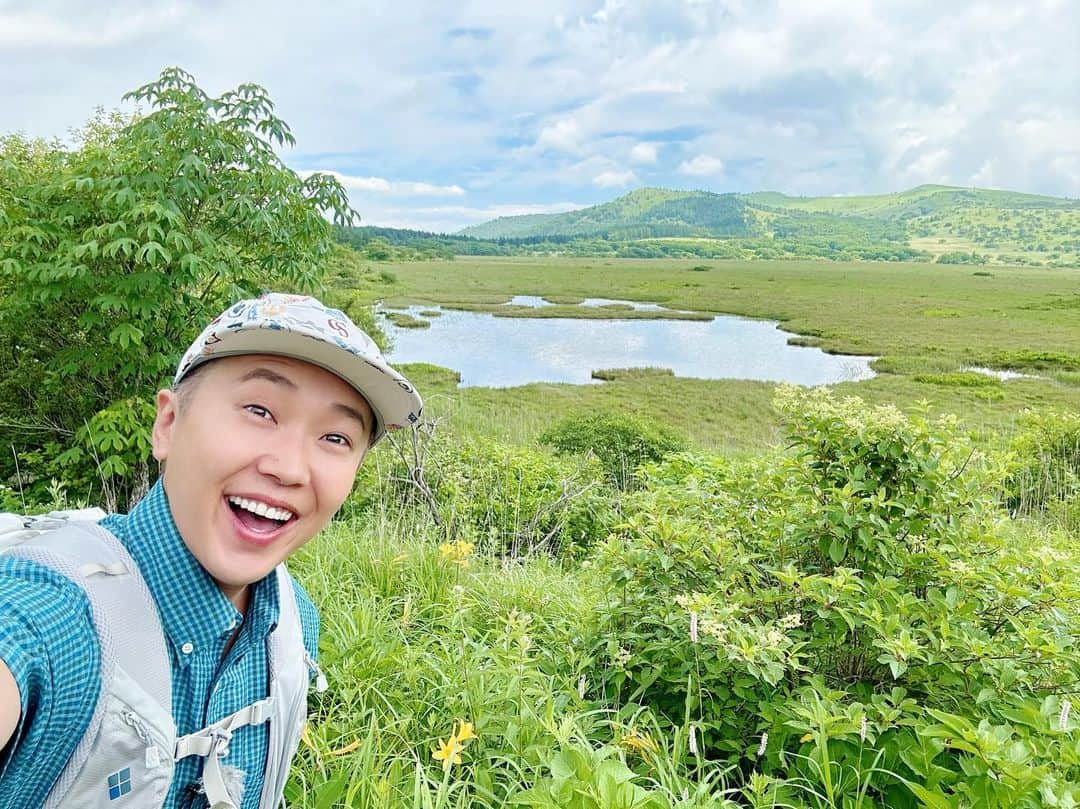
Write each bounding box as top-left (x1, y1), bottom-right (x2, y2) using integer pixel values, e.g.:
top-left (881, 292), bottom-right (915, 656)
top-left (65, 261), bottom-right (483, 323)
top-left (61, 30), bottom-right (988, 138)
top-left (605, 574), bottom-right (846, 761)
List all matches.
top-left (2, 69), bottom-right (1078, 807)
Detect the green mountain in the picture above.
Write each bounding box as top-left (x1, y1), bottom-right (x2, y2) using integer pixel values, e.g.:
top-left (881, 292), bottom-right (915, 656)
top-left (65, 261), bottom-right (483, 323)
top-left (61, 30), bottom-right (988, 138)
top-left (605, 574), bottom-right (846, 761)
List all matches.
top-left (455, 185), bottom-right (1080, 266)
top-left (460, 188), bottom-right (752, 240)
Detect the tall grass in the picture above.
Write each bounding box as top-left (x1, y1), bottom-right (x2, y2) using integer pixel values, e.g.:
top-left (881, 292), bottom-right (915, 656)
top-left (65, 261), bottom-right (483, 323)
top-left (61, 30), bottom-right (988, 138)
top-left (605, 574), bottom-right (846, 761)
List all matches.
top-left (287, 509), bottom-right (606, 807)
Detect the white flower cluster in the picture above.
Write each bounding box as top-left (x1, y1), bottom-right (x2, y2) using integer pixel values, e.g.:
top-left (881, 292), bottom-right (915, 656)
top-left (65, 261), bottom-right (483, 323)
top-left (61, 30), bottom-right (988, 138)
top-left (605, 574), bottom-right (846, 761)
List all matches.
top-left (675, 594), bottom-right (803, 674)
top-left (777, 613), bottom-right (802, 630)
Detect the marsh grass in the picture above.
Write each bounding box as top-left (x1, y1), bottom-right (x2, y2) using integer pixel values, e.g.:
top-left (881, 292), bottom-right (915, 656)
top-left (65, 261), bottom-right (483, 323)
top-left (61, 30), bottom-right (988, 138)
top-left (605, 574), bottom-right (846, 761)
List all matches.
top-left (374, 257), bottom-right (1080, 363)
top-left (362, 256), bottom-right (1080, 455)
top-left (591, 367), bottom-right (676, 382)
top-left (390, 357), bottom-right (1077, 463)
top-left (386, 312), bottom-right (432, 329)
top-left (437, 301), bottom-right (711, 321)
top-left (285, 509), bottom-right (611, 808)
top-left (912, 371), bottom-right (1002, 388)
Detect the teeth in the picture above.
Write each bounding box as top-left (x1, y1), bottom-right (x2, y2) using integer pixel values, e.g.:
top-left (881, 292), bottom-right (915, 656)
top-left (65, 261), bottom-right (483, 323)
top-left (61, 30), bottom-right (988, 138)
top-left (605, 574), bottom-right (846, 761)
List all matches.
top-left (228, 496), bottom-right (294, 522)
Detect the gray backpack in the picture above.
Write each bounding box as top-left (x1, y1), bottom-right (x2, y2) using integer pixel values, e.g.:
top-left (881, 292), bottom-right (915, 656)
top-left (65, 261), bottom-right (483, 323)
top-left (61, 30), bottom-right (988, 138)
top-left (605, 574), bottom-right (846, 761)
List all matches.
top-left (1, 511), bottom-right (326, 808)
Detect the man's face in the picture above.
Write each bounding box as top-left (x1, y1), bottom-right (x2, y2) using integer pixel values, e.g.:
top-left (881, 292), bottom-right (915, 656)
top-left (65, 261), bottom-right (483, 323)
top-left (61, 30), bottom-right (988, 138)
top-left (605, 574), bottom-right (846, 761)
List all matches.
top-left (152, 354), bottom-right (373, 605)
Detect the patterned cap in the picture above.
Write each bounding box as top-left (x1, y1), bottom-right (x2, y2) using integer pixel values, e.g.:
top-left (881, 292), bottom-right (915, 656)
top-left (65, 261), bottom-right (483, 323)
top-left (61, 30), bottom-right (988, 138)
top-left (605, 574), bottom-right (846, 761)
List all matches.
top-left (174, 293), bottom-right (422, 445)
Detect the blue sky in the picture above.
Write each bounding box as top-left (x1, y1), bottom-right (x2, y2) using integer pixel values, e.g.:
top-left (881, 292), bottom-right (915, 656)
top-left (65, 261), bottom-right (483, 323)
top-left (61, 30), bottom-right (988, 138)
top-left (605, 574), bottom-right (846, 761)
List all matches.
top-left (2, 0), bottom-right (1078, 233)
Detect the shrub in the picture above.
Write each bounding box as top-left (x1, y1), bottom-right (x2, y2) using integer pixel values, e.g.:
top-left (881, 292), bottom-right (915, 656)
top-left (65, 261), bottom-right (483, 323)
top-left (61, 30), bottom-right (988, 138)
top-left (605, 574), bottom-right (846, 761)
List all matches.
top-left (347, 434), bottom-right (616, 557)
top-left (589, 387), bottom-right (1080, 805)
top-left (0, 67), bottom-right (354, 508)
top-left (539, 412), bottom-right (687, 491)
top-left (936, 251), bottom-right (988, 264)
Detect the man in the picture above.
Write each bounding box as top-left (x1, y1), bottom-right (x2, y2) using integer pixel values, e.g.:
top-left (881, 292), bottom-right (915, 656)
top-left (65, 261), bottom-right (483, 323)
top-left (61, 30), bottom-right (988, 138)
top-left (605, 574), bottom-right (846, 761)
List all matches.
top-left (0, 293), bottom-right (422, 808)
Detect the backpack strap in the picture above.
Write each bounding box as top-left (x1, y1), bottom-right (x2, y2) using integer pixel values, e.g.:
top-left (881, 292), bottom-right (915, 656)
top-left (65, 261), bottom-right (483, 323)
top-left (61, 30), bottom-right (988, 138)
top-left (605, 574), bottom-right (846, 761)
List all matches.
top-left (174, 699), bottom-right (275, 809)
top-left (3, 521), bottom-right (172, 805)
top-left (0, 508), bottom-right (107, 551)
top-left (259, 565), bottom-right (321, 809)
top-left (174, 565), bottom-right (321, 809)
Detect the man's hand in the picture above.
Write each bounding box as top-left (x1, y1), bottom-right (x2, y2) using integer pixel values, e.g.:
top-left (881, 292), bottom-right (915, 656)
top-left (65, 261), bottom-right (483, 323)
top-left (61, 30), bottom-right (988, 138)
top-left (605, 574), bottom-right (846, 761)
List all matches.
top-left (0, 658), bottom-right (19, 752)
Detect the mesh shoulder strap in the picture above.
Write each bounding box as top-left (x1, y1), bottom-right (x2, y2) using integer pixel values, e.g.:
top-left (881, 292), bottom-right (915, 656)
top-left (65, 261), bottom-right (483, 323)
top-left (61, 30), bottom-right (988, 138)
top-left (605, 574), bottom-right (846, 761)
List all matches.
top-left (4, 523), bottom-right (172, 803)
top-left (257, 566), bottom-right (314, 809)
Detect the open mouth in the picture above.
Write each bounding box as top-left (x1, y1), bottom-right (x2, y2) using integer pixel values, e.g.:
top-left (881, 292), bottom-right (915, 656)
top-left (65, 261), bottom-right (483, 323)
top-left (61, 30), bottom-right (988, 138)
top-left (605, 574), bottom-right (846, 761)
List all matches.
top-left (226, 495), bottom-right (296, 534)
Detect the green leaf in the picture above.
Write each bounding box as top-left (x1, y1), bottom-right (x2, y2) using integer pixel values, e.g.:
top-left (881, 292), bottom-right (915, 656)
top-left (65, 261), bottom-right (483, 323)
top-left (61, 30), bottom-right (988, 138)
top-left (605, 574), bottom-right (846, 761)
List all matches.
top-left (828, 535), bottom-right (847, 564)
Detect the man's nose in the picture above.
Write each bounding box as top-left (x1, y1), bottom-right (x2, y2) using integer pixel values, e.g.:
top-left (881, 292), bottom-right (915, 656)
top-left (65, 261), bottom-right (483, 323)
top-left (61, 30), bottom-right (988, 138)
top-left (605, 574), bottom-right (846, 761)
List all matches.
top-left (256, 430), bottom-right (312, 487)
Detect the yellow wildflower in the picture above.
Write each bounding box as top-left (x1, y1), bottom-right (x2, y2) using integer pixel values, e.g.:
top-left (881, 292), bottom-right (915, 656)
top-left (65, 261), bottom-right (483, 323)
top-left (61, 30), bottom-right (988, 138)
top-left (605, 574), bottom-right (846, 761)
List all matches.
top-left (329, 737), bottom-right (363, 757)
top-left (439, 540), bottom-right (475, 567)
top-left (431, 720), bottom-right (478, 771)
top-left (621, 730), bottom-right (659, 756)
top-left (454, 721), bottom-right (477, 742)
top-left (432, 736), bottom-right (462, 772)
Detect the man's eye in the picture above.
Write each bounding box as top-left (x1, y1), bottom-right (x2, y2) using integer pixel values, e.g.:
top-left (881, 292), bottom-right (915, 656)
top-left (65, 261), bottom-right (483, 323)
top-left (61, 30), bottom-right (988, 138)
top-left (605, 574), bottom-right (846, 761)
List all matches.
top-left (244, 404), bottom-right (273, 420)
top-left (324, 433), bottom-right (352, 448)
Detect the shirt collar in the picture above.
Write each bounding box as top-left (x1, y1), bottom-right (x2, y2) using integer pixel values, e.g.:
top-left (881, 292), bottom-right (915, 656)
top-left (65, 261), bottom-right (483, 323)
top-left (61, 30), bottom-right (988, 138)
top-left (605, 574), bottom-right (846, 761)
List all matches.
top-left (113, 479), bottom-right (280, 657)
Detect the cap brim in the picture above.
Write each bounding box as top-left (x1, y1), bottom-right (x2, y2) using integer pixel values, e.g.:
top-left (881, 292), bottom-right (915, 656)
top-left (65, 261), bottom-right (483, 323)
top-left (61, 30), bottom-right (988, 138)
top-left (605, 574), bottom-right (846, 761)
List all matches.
top-left (180, 329), bottom-right (422, 445)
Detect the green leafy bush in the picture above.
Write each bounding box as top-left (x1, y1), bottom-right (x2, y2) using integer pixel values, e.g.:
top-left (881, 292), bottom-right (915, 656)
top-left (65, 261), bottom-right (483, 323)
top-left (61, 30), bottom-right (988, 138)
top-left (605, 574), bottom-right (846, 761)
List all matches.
top-left (540, 412), bottom-right (687, 491)
top-left (588, 387), bottom-right (1080, 806)
top-left (508, 730), bottom-right (738, 809)
top-left (936, 251), bottom-right (988, 264)
top-left (348, 436), bottom-right (615, 557)
top-left (510, 739), bottom-right (675, 809)
top-left (0, 67), bottom-right (354, 508)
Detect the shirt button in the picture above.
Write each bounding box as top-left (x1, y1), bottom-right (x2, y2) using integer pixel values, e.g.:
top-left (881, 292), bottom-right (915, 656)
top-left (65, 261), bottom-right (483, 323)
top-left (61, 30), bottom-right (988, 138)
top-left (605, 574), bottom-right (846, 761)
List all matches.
top-left (181, 642), bottom-right (194, 655)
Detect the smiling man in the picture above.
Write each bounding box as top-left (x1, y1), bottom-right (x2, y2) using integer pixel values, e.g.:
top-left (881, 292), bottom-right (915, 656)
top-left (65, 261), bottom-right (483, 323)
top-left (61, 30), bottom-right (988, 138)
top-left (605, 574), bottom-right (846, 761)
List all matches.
top-left (0, 293), bottom-right (422, 809)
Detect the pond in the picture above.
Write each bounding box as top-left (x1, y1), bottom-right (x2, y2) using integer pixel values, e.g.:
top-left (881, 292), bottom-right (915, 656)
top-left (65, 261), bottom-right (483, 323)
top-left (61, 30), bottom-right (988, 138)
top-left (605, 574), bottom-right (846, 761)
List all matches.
top-left (379, 300), bottom-right (876, 388)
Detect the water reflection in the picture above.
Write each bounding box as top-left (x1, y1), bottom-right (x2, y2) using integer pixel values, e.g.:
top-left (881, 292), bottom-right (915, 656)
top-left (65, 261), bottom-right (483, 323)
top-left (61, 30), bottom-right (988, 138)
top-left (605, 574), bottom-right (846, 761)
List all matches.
top-left (381, 303), bottom-right (876, 388)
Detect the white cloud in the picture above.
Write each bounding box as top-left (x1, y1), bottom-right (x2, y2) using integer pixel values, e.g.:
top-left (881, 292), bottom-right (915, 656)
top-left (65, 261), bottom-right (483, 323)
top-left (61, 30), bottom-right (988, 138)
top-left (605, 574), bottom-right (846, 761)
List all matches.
top-left (2, 0), bottom-right (1078, 229)
top-left (423, 202), bottom-right (584, 221)
top-left (902, 148), bottom-right (951, 183)
top-left (302, 170), bottom-right (465, 197)
top-left (398, 181), bottom-right (467, 196)
top-left (0, 4), bottom-right (186, 48)
top-left (593, 169), bottom-right (637, 187)
top-left (626, 80), bottom-right (687, 95)
top-left (535, 119), bottom-right (583, 153)
top-left (629, 143), bottom-right (658, 163)
top-left (359, 201), bottom-right (586, 233)
top-left (678, 155), bottom-right (725, 176)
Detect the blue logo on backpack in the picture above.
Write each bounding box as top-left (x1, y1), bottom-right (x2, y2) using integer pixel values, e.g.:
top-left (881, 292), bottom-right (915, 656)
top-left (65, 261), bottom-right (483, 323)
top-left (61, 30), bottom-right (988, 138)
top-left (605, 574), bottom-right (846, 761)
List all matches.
top-left (107, 768), bottom-right (132, 800)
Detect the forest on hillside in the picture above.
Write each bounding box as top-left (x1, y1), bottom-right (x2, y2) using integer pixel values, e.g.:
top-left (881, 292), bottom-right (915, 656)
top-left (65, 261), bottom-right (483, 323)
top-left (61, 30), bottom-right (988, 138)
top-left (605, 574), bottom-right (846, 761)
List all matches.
top-left (339, 185), bottom-right (1080, 267)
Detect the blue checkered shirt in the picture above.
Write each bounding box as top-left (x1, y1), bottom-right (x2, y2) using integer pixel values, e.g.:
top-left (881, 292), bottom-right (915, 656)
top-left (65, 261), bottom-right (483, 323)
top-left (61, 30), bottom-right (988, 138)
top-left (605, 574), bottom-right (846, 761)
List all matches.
top-left (0, 479), bottom-right (320, 808)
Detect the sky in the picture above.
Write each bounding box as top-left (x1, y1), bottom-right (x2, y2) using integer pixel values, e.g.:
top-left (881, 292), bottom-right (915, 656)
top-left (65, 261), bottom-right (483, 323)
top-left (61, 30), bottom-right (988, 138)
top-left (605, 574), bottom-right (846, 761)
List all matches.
top-left (2, 0), bottom-right (1078, 233)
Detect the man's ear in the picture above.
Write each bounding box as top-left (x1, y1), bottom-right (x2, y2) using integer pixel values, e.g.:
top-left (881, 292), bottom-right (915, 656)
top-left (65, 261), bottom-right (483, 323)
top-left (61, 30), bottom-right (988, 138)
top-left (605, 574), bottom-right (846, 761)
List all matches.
top-left (152, 389), bottom-right (180, 462)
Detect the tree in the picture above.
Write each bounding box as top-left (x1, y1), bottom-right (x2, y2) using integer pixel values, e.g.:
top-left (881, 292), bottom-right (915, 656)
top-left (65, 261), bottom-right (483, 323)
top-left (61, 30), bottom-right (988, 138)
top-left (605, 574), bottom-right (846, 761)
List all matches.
top-left (0, 67), bottom-right (356, 508)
